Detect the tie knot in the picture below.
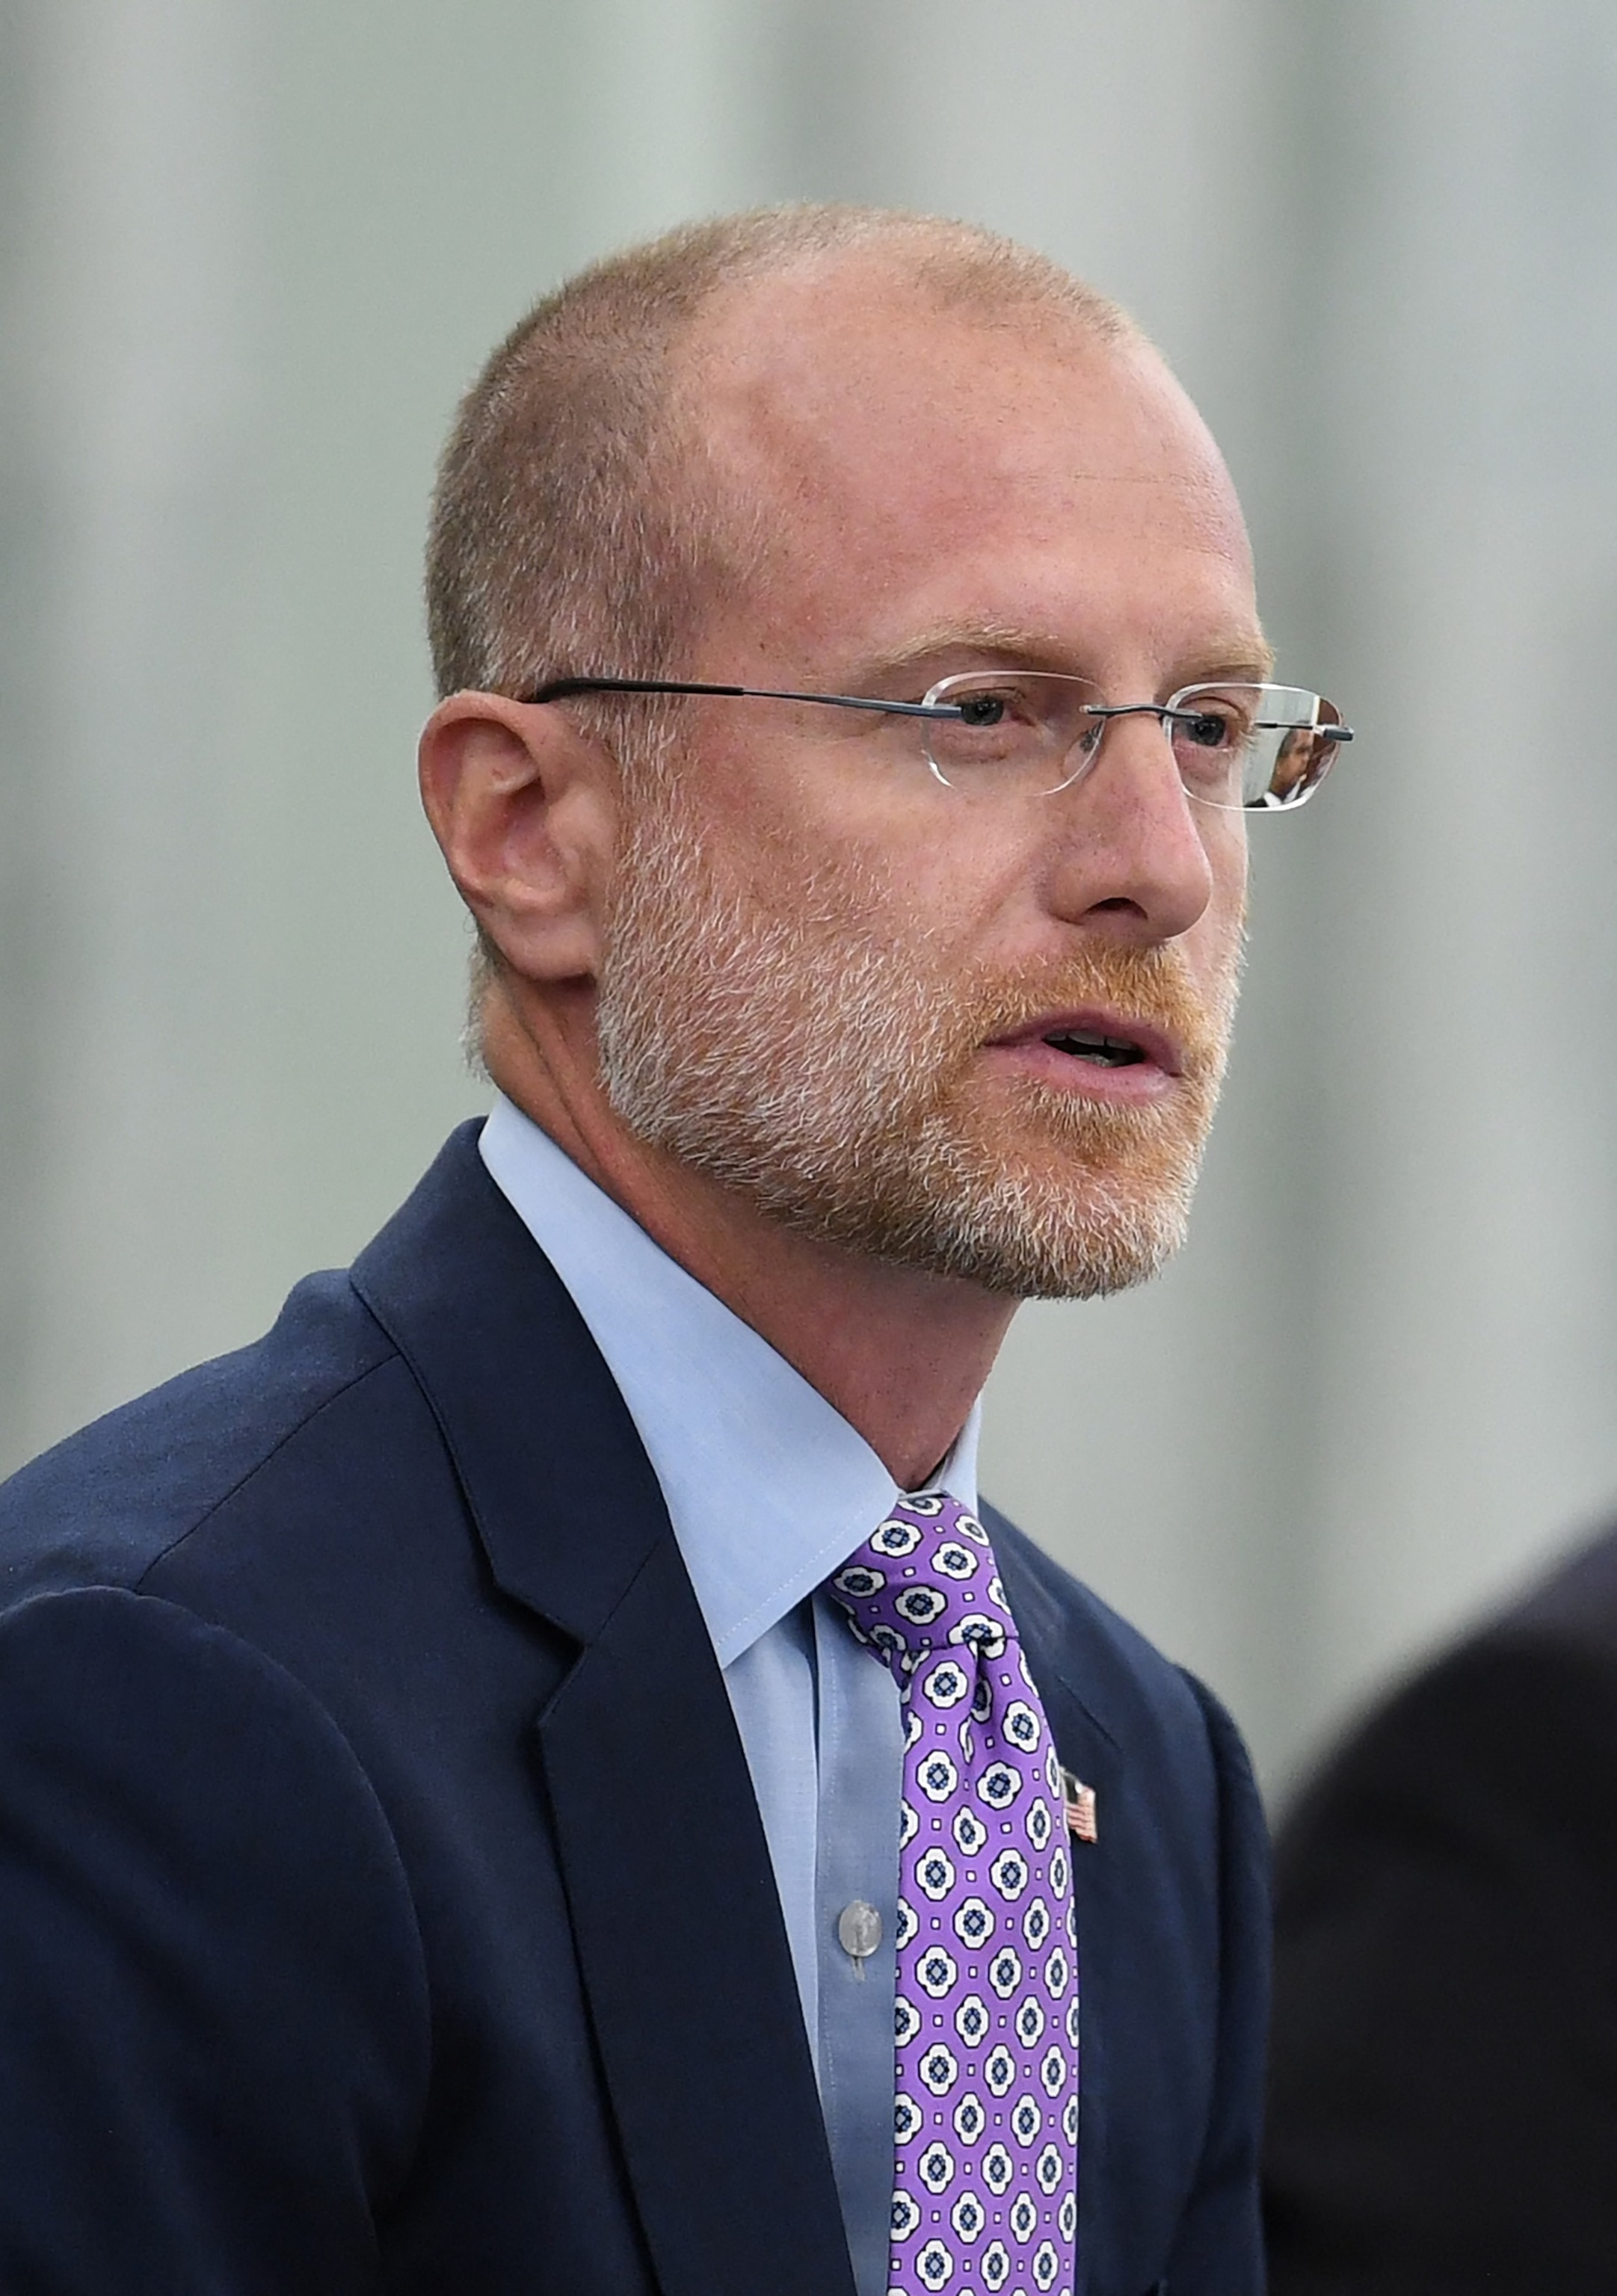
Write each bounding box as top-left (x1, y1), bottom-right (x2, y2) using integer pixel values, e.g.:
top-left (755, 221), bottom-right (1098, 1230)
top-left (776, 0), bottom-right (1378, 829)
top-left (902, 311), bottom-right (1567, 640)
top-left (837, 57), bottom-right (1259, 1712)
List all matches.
top-left (826, 1492), bottom-right (1013, 1675)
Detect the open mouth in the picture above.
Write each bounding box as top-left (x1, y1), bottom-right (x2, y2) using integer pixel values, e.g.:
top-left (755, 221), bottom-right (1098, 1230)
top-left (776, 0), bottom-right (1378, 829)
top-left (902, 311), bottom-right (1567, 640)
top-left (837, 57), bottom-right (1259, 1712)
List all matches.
top-left (1042, 1028), bottom-right (1146, 1069)
top-left (985, 1008), bottom-right (1180, 1083)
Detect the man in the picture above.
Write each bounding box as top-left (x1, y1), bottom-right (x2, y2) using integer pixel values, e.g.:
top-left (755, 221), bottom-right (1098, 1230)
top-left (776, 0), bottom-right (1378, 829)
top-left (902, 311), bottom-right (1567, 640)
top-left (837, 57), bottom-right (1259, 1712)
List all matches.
top-left (0, 206), bottom-right (1343, 2295)
top-left (1265, 1521), bottom-right (1617, 2293)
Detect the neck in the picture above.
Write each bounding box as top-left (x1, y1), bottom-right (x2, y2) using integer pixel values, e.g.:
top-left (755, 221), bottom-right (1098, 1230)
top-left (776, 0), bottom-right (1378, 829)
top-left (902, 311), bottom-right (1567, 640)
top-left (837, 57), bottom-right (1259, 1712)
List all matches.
top-left (484, 1002), bottom-right (1016, 1490)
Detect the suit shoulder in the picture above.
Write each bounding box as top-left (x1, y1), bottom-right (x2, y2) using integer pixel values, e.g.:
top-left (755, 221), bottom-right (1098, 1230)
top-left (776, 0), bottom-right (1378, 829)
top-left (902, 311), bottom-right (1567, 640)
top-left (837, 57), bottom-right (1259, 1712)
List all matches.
top-left (0, 1270), bottom-right (398, 1604)
top-left (1513, 1515), bottom-right (1617, 1650)
top-left (1277, 1516), bottom-right (1617, 1882)
top-left (1276, 1617), bottom-right (1617, 1902)
top-left (983, 1499), bottom-right (1233, 1765)
top-left (1266, 1546), bottom-right (1617, 2291)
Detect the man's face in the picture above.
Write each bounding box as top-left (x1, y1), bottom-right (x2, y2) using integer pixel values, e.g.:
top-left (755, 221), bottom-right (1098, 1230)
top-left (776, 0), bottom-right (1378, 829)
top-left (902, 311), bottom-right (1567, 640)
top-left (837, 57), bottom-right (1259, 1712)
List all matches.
top-left (594, 272), bottom-right (1259, 1300)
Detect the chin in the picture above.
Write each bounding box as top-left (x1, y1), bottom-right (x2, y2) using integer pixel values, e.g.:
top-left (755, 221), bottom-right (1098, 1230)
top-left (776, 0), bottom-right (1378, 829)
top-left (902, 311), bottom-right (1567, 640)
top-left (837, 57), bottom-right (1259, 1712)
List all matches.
top-left (890, 1170), bottom-right (1195, 1300)
top-left (783, 1110), bottom-right (1205, 1300)
top-left (871, 1091), bottom-right (1208, 1299)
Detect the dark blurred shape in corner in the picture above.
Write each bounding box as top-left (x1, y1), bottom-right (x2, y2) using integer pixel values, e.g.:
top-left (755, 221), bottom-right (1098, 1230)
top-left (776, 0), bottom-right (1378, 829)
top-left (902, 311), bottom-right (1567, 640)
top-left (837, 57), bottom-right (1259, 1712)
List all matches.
top-left (1264, 1521), bottom-right (1617, 2295)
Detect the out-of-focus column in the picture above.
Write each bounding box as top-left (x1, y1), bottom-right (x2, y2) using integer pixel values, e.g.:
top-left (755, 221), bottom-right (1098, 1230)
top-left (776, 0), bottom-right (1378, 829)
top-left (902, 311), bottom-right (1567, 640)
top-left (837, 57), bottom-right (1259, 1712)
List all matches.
top-left (1290, 0), bottom-right (1617, 1771)
top-left (0, 0), bottom-right (271, 1465)
top-left (0, 0), bottom-right (787, 1473)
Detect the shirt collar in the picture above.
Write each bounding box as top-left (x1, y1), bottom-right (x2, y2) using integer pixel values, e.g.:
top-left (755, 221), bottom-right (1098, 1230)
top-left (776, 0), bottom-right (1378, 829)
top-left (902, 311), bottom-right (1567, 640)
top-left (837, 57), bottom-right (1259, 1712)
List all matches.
top-left (478, 1093), bottom-right (981, 1667)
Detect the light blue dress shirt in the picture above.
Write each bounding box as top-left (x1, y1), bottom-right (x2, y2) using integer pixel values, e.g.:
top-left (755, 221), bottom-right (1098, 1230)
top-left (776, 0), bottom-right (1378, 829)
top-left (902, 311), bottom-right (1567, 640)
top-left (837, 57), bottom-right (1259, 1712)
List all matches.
top-left (479, 1094), bottom-right (982, 2296)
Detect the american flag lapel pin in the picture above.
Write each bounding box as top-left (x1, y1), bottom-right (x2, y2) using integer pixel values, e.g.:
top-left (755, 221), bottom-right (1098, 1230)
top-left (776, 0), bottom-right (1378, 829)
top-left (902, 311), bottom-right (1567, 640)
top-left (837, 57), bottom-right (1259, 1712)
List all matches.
top-left (1060, 1767), bottom-right (1097, 1844)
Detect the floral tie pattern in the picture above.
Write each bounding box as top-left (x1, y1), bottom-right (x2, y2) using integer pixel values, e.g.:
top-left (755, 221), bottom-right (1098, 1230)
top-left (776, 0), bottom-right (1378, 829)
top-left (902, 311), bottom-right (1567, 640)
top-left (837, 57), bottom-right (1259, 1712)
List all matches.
top-left (828, 1493), bottom-right (1078, 2296)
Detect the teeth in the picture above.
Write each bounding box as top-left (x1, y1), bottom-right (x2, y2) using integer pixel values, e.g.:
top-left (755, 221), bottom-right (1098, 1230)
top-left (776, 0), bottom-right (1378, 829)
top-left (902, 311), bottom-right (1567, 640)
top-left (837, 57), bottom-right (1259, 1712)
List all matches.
top-left (1046, 1031), bottom-right (1144, 1067)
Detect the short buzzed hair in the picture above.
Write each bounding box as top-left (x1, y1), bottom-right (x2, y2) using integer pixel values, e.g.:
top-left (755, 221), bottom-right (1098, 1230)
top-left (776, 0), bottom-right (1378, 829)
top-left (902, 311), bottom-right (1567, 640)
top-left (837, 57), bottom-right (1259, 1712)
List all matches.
top-left (425, 203), bottom-right (1136, 709)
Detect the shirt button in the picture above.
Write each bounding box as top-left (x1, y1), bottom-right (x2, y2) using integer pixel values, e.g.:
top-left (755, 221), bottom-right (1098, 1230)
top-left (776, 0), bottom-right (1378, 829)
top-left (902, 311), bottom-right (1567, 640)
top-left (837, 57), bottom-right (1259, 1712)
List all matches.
top-left (837, 1900), bottom-right (883, 1963)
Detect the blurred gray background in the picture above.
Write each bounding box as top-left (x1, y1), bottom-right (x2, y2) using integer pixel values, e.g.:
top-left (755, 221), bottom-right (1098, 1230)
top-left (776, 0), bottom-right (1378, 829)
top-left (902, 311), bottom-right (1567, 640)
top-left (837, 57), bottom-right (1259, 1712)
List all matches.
top-left (5, 0), bottom-right (1616, 1794)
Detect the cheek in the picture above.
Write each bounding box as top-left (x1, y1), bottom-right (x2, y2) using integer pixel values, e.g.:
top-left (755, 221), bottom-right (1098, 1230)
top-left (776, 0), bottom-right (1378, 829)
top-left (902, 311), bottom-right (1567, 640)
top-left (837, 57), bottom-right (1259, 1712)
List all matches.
top-left (1186, 819), bottom-right (1248, 978)
top-left (717, 756), bottom-right (1014, 929)
top-left (1212, 812), bottom-right (1249, 920)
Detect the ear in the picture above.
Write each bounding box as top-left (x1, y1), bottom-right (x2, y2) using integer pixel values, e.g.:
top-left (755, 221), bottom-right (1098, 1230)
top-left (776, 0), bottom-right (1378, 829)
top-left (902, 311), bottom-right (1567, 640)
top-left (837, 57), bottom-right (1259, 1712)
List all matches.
top-left (418, 692), bottom-right (617, 984)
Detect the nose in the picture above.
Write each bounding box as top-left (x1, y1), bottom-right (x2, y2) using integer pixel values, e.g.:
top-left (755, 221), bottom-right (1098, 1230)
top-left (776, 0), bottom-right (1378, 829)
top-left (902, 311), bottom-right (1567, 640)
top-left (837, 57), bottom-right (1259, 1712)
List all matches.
top-left (1047, 710), bottom-right (1227, 943)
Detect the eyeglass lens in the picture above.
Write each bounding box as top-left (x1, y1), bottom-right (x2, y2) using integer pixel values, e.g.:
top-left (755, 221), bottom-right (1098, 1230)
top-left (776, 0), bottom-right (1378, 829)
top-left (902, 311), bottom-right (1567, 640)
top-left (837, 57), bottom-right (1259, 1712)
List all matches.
top-left (921, 673), bottom-right (1343, 809)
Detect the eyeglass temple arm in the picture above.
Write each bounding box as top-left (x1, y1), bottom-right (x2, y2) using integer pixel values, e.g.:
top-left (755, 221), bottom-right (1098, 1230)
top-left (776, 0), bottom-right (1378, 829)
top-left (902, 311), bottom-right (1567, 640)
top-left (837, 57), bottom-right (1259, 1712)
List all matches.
top-left (524, 674), bottom-right (963, 720)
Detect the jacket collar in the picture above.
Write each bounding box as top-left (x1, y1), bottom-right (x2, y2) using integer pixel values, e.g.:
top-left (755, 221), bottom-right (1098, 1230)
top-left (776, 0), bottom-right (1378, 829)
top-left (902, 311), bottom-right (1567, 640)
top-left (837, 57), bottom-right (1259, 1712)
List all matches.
top-left (350, 1121), bottom-right (673, 1642)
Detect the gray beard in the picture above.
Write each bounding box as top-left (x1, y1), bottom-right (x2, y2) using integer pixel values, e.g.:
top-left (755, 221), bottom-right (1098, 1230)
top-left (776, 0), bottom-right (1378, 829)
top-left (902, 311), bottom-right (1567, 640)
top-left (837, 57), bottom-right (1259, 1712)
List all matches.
top-left (595, 792), bottom-right (1232, 1300)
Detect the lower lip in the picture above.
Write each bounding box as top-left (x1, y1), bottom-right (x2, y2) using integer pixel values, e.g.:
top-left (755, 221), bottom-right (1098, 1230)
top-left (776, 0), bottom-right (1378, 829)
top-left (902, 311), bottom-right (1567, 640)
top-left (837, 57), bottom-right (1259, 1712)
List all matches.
top-left (981, 1037), bottom-right (1178, 1103)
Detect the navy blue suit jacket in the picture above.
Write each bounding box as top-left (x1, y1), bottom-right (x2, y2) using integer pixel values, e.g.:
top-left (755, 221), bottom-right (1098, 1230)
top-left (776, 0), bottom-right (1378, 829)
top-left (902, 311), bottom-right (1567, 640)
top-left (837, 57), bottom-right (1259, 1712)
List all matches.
top-left (0, 1126), bottom-right (1268, 2295)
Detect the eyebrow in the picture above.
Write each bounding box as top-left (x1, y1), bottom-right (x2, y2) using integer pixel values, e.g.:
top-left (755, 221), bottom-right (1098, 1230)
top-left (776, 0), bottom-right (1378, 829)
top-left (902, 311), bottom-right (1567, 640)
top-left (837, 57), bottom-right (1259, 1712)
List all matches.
top-left (865, 617), bottom-right (1278, 687)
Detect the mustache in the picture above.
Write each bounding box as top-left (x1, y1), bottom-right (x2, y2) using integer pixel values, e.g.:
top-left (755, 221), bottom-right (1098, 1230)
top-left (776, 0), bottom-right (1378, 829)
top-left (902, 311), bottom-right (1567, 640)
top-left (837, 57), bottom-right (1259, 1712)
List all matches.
top-left (944, 939), bottom-right (1240, 1079)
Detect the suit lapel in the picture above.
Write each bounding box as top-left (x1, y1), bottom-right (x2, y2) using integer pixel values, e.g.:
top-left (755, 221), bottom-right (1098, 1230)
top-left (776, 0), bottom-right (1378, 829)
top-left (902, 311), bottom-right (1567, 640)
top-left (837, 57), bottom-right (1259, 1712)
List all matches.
top-left (991, 1512), bottom-right (1125, 2296)
top-left (538, 1538), bottom-right (857, 2296)
top-left (352, 1127), bottom-right (857, 2296)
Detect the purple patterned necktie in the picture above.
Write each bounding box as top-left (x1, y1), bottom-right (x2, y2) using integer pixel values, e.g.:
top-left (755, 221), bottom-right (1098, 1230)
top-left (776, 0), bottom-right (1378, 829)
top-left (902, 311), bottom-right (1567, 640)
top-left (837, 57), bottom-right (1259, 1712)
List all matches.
top-left (828, 1493), bottom-right (1078, 2296)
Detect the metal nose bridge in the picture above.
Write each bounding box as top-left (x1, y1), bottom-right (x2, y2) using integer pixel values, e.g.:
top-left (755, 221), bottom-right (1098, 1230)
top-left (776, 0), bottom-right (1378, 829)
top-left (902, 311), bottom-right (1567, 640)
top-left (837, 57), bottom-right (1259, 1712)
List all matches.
top-left (1063, 699), bottom-right (1184, 777)
top-left (1078, 701), bottom-right (1180, 729)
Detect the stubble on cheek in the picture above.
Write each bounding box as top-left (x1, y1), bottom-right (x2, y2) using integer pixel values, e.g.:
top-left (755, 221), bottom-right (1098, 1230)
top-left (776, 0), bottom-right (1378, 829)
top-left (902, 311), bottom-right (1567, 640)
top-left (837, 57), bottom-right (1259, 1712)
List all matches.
top-left (845, 928), bottom-right (1241, 1296)
top-left (596, 786), bottom-right (1243, 1299)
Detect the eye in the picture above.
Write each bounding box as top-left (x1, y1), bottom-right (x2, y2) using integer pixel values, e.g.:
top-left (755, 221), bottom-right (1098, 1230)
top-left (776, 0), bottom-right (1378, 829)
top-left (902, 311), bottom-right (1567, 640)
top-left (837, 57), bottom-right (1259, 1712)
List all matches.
top-left (933, 676), bottom-right (1055, 741)
top-left (1182, 709), bottom-right (1236, 750)
top-left (1163, 691), bottom-right (1258, 801)
top-left (923, 671), bottom-right (1093, 793)
top-left (949, 682), bottom-right (1046, 729)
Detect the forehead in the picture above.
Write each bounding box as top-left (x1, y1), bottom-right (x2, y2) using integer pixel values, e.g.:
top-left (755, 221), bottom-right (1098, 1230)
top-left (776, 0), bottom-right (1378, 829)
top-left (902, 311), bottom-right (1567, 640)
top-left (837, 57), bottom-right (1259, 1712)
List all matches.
top-left (684, 262), bottom-right (1257, 672)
